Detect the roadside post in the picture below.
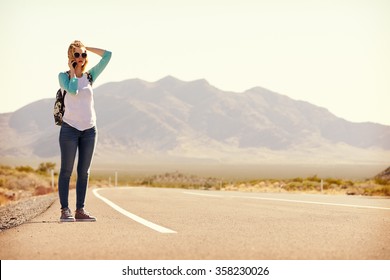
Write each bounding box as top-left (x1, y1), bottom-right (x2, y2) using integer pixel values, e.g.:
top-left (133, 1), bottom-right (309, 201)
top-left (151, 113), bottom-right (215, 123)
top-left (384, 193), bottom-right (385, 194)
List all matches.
top-left (51, 169), bottom-right (54, 190)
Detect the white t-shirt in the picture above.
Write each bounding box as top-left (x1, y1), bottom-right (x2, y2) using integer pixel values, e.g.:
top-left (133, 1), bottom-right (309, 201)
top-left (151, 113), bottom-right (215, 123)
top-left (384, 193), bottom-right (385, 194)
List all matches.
top-left (63, 73), bottom-right (96, 131)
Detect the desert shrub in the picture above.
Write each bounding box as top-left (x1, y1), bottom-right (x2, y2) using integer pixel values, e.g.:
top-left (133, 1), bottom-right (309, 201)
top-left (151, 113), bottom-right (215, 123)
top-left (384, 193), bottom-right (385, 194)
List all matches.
top-left (5, 173), bottom-right (50, 191)
top-left (363, 185), bottom-right (390, 196)
top-left (325, 177), bottom-right (343, 185)
top-left (284, 182), bottom-right (301, 191)
top-left (302, 180), bottom-right (318, 190)
top-left (36, 162), bottom-right (56, 174)
top-left (306, 175), bottom-right (321, 182)
top-left (328, 183), bottom-right (340, 190)
top-left (292, 177), bottom-right (303, 183)
top-left (374, 177), bottom-right (389, 186)
top-left (0, 165), bottom-right (12, 171)
top-left (248, 179), bottom-right (262, 185)
top-left (0, 165), bottom-right (55, 205)
top-left (143, 172), bottom-right (221, 190)
top-left (0, 165), bottom-right (14, 176)
top-left (16, 165), bottom-right (35, 173)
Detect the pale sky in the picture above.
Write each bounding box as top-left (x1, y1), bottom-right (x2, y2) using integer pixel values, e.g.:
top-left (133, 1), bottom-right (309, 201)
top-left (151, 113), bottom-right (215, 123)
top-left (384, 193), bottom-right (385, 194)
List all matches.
top-left (0, 0), bottom-right (389, 125)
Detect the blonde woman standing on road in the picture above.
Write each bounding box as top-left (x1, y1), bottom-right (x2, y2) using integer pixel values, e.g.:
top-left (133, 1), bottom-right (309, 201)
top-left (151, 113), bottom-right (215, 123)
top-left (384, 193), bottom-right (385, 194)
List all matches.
top-left (58, 40), bottom-right (111, 222)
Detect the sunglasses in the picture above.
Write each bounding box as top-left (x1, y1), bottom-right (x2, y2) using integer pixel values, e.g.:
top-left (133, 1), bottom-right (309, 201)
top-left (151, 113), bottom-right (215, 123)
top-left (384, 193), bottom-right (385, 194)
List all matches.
top-left (74, 52), bottom-right (87, 58)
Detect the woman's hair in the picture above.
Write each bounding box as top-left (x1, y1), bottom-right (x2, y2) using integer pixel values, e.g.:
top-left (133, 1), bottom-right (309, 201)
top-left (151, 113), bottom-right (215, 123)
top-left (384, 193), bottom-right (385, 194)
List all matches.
top-left (67, 40), bottom-right (88, 72)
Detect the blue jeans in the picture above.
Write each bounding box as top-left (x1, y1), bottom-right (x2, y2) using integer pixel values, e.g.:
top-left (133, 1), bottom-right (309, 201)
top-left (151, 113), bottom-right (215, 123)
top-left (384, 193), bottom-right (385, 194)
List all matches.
top-left (58, 122), bottom-right (97, 209)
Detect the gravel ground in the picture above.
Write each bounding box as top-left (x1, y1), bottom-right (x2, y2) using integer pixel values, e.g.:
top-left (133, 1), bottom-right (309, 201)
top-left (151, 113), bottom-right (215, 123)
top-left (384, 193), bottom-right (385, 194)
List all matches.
top-left (0, 194), bottom-right (57, 232)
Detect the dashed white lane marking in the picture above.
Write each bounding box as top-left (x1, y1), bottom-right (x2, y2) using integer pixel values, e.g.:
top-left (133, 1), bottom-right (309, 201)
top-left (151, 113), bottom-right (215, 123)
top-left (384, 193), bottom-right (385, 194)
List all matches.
top-left (184, 191), bottom-right (390, 211)
top-left (92, 188), bottom-right (176, 234)
top-left (231, 195), bottom-right (390, 211)
top-left (183, 191), bottom-right (224, 198)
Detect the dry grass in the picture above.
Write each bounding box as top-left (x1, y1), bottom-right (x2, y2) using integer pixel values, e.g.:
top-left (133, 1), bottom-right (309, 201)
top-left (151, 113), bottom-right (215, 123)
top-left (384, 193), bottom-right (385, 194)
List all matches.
top-left (133, 172), bottom-right (390, 196)
top-left (132, 171), bottom-right (222, 190)
top-left (0, 164), bottom-right (55, 206)
top-left (1, 165), bottom-right (389, 207)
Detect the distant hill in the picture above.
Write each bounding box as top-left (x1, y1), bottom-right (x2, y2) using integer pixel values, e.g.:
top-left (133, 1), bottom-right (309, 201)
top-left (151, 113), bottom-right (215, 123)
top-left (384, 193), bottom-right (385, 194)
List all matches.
top-left (375, 167), bottom-right (390, 183)
top-left (1, 76), bottom-right (389, 165)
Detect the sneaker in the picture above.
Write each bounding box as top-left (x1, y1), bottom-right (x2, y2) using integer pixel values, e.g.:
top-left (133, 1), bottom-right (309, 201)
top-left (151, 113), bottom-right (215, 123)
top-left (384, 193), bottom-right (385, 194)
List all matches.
top-left (60, 207), bottom-right (75, 222)
top-left (75, 208), bottom-right (96, 222)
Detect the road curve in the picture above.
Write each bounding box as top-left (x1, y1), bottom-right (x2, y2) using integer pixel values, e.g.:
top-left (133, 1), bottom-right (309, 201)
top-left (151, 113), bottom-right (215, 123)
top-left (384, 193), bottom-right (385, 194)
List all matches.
top-left (0, 186), bottom-right (389, 259)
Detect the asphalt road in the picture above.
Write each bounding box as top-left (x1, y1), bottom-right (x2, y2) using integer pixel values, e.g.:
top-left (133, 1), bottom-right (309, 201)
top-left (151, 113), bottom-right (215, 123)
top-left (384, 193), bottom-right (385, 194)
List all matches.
top-left (0, 187), bottom-right (389, 259)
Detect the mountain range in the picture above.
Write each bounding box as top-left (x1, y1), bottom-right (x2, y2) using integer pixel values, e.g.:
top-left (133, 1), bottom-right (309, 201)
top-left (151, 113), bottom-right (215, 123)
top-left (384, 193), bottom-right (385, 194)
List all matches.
top-left (1, 76), bottom-right (389, 166)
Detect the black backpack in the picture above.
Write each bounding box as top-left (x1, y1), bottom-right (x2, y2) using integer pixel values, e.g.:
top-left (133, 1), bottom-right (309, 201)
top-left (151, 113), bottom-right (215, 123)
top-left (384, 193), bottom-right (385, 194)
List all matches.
top-left (53, 72), bottom-right (93, 126)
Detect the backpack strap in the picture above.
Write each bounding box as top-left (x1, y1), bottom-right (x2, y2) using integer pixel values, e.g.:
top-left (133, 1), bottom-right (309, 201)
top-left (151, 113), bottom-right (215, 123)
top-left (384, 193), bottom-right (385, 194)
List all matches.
top-left (86, 72), bottom-right (93, 86)
top-left (62, 70), bottom-right (70, 98)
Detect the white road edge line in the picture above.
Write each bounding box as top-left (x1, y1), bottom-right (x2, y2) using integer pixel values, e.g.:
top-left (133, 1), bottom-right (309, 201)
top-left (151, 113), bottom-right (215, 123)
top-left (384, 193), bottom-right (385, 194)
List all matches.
top-left (92, 188), bottom-right (177, 234)
top-left (232, 195), bottom-right (390, 210)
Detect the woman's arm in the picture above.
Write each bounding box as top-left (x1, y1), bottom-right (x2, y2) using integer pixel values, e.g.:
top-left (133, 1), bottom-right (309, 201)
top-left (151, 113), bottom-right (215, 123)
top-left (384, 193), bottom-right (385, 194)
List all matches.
top-left (86, 47), bottom-right (106, 57)
top-left (58, 72), bottom-right (78, 94)
top-left (87, 49), bottom-right (112, 83)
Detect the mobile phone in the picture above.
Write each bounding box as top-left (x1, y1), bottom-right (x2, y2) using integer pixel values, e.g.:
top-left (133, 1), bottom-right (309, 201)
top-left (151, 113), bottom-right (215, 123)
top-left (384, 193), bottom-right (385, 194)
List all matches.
top-left (72, 61), bottom-right (77, 68)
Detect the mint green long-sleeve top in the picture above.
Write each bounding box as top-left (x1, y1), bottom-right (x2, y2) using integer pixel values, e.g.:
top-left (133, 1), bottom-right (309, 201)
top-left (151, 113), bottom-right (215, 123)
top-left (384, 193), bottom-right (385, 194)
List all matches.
top-left (58, 50), bottom-right (111, 130)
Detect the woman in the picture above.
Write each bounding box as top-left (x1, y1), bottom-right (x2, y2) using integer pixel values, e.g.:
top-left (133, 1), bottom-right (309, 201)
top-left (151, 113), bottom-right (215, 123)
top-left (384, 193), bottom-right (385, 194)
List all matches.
top-left (58, 40), bottom-right (111, 222)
